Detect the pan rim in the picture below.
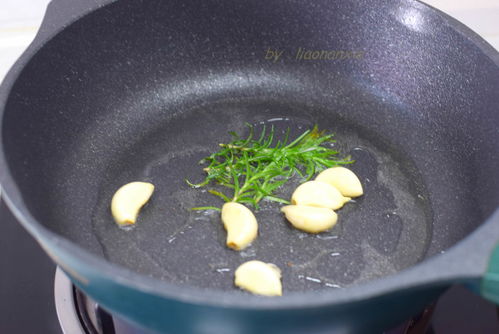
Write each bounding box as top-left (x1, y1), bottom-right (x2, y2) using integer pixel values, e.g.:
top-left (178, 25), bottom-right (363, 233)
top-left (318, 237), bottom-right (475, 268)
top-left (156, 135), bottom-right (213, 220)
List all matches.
top-left (0, 0), bottom-right (498, 310)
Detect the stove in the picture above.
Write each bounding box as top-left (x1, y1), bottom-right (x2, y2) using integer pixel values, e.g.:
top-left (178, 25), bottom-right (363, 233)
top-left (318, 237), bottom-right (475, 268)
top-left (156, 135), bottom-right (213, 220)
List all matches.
top-left (1, 2), bottom-right (499, 333)
top-left (2, 198), bottom-right (499, 333)
top-left (54, 267), bottom-right (152, 334)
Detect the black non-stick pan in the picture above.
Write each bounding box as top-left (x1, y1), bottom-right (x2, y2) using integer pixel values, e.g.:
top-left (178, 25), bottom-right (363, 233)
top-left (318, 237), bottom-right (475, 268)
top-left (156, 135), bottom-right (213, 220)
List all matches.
top-left (1, 0), bottom-right (498, 333)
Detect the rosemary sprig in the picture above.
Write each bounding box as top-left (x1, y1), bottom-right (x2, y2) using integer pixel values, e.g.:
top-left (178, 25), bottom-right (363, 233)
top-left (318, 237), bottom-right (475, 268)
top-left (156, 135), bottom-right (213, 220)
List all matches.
top-left (187, 124), bottom-right (353, 210)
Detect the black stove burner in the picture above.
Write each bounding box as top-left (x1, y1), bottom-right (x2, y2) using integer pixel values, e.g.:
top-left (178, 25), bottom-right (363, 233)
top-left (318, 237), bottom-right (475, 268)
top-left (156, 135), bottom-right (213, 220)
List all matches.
top-left (2, 199), bottom-right (499, 334)
top-left (385, 305), bottom-right (435, 334)
top-left (74, 288), bottom-right (116, 334)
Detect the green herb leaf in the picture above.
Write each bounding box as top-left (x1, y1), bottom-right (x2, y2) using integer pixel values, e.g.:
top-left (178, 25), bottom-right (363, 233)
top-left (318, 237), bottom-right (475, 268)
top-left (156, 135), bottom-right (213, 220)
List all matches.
top-left (191, 206), bottom-right (222, 212)
top-left (187, 124), bottom-right (352, 210)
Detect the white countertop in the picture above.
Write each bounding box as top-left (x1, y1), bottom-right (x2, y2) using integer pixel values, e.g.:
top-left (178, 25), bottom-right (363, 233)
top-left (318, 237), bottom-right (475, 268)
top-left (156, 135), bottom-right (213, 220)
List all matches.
top-left (1, 0), bottom-right (498, 83)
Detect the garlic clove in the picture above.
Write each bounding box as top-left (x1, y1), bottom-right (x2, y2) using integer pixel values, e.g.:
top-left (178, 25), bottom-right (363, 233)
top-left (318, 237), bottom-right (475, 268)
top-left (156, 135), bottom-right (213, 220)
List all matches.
top-left (234, 260), bottom-right (282, 296)
top-left (281, 205), bottom-right (338, 233)
top-left (111, 182), bottom-right (155, 226)
top-left (221, 202), bottom-right (258, 251)
top-left (291, 180), bottom-right (350, 210)
top-left (315, 167), bottom-right (363, 197)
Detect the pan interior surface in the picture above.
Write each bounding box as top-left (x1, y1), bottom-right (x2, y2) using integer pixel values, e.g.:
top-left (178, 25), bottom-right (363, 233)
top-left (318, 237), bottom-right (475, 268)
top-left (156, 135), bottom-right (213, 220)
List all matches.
top-left (90, 101), bottom-right (432, 291)
top-left (2, 0), bottom-right (498, 294)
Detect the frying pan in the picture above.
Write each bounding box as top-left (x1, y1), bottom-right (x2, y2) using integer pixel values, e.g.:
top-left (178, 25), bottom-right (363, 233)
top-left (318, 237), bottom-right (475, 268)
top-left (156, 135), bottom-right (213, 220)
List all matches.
top-left (1, 0), bottom-right (499, 333)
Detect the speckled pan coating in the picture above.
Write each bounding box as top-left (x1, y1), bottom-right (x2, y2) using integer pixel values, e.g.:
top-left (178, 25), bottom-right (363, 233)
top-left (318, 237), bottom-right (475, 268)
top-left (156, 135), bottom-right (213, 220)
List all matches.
top-left (0, 0), bottom-right (498, 333)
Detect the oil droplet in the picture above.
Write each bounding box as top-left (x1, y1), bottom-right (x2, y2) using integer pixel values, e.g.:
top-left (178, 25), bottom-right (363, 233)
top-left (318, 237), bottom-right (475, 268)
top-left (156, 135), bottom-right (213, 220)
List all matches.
top-left (240, 248), bottom-right (257, 258)
top-left (297, 232), bottom-right (309, 239)
top-left (316, 234), bottom-right (338, 240)
top-left (118, 224), bottom-right (136, 231)
top-left (266, 117), bottom-right (290, 122)
top-left (305, 276), bottom-right (322, 283)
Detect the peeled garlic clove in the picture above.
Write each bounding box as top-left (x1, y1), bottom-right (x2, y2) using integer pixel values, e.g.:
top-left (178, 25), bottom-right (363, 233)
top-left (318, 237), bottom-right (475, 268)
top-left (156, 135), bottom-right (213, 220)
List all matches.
top-left (281, 205), bottom-right (338, 233)
top-left (235, 260), bottom-right (282, 296)
top-left (111, 182), bottom-right (155, 226)
top-left (221, 202), bottom-right (258, 251)
top-left (315, 167), bottom-right (363, 197)
top-left (291, 180), bottom-right (350, 210)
